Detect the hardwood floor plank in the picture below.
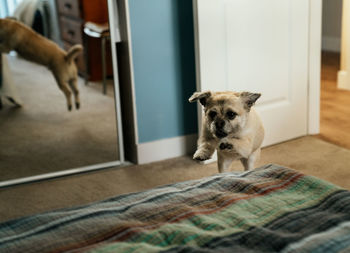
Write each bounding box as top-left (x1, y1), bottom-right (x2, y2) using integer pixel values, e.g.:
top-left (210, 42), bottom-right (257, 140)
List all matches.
top-left (318, 51), bottom-right (350, 150)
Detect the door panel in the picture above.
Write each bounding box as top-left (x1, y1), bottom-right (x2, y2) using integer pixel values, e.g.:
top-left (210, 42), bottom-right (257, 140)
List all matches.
top-left (194, 0), bottom-right (309, 146)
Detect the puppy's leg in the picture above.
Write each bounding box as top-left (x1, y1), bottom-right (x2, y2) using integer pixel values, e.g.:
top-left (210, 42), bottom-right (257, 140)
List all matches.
top-left (69, 79), bottom-right (80, 109)
top-left (240, 148), bottom-right (260, 171)
top-left (53, 72), bottom-right (73, 110)
top-left (0, 44), bottom-right (11, 53)
top-left (217, 152), bottom-right (234, 173)
top-left (58, 81), bottom-right (73, 111)
top-left (193, 139), bottom-right (216, 161)
top-left (193, 120), bottom-right (216, 161)
top-left (217, 139), bottom-right (239, 173)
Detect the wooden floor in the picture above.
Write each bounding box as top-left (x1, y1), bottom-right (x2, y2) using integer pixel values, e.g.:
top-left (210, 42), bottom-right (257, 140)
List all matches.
top-left (318, 51), bottom-right (350, 149)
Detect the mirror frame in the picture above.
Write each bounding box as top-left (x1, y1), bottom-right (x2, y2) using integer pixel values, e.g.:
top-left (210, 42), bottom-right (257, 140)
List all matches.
top-left (0, 0), bottom-right (125, 188)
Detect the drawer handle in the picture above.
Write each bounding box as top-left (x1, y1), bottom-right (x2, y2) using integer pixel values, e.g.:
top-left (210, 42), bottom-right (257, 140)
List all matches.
top-left (64, 3), bottom-right (72, 9)
top-left (68, 30), bottom-right (75, 37)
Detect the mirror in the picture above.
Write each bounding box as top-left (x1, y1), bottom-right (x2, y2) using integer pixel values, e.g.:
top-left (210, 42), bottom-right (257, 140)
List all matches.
top-left (0, 0), bottom-right (122, 185)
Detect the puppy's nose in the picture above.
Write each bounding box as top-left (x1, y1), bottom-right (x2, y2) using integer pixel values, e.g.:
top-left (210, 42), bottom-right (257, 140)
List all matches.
top-left (215, 120), bottom-right (225, 129)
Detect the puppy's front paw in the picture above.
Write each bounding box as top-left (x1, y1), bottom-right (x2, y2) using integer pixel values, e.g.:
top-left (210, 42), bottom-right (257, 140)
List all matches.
top-left (219, 142), bottom-right (233, 150)
top-left (193, 150), bottom-right (211, 161)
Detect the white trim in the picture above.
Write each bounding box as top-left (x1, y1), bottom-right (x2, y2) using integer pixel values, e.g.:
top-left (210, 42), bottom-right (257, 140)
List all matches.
top-left (192, 0), bottom-right (203, 132)
top-left (338, 0), bottom-right (350, 91)
top-left (322, 36), bottom-right (341, 52)
top-left (123, 0), bottom-right (139, 144)
top-left (107, 0), bottom-right (125, 162)
top-left (337, 70), bottom-right (350, 90)
top-left (0, 161), bottom-right (124, 188)
top-left (137, 134), bottom-right (198, 164)
top-left (308, 0), bottom-right (322, 135)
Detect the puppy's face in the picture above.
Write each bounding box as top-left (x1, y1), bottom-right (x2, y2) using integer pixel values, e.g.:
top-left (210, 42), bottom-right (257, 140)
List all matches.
top-left (189, 91), bottom-right (261, 139)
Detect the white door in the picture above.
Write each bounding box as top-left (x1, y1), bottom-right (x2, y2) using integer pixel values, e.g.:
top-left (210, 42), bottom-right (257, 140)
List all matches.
top-left (193, 0), bottom-right (309, 146)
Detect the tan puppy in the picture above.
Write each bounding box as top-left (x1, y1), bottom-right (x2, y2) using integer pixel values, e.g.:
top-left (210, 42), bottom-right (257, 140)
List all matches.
top-left (189, 91), bottom-right (264, 172)
top-left (0, 18), bottom-right (82, 110)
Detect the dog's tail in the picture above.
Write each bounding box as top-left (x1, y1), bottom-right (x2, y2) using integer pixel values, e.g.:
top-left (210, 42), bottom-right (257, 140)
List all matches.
top-left (65, 44), bottom-right (83, 62)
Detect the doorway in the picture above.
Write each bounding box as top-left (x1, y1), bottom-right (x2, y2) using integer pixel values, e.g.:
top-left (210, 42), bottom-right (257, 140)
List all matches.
top-left (318, 0), bottom-right (350, 149)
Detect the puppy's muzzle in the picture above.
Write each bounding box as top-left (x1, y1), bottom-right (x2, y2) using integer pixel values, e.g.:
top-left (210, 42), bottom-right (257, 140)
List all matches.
top-left (215, 130), bottom-right (227, 138)
top-left (214, 120), bottom-right (227, 138)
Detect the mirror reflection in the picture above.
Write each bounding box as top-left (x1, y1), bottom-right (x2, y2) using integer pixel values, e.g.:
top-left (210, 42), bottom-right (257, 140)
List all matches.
top-left (0, 0), bottom-right (120, 182)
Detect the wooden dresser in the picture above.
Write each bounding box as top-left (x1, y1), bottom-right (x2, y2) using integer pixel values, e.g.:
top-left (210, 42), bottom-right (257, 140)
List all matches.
top-left (56, 0), bottom-right (112, 81)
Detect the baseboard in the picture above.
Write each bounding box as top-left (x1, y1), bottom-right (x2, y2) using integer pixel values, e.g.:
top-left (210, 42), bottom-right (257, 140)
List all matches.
top-left (136, 134), bottom-right (198, 164)
top-left (337, 70), bottom-right (350, 90)
top-left (322, 36), bottom-right (341, 52)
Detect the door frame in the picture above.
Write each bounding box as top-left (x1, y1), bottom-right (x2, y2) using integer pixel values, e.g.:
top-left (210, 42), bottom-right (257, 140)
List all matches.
top-left (308, 0), bottom-right (322, 135)
top-left (107, 0), bottom-right (125, 161)
top-left (192, 0), bottom-right (322, 138)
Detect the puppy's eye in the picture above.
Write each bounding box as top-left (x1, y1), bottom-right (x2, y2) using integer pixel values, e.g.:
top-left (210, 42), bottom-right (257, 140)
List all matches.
top-left (226, 110), bottom-right (237, 120)
top-left (208, 111), bottom-right (217, 119)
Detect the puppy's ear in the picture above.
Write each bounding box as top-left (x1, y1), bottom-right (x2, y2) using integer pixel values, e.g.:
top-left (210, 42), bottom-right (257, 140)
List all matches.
top-left (240, 92), bottom-right (261, 111)
top-left (65, 44), bottom-right (83, 63)
top-left (189, 91), bottom-right (211, 106)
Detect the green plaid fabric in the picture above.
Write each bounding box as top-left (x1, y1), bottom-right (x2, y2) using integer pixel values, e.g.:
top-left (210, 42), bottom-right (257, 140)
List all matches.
top-left (1, 164), bottom-right (350, 253)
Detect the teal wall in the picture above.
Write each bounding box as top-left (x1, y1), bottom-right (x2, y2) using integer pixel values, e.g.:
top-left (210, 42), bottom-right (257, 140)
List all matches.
top-left (128, 0), bottom-right (198, 143)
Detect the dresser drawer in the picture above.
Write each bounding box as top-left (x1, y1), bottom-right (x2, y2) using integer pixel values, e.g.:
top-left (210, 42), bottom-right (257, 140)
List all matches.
top-left (59, 17), bottom-right (83, 44)
top-left (57, 0), bottom-right (81, 19)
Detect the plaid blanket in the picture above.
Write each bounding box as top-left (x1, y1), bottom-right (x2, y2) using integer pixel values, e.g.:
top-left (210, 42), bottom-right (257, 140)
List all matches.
top-left (1, 164), bottom-right (350, 252)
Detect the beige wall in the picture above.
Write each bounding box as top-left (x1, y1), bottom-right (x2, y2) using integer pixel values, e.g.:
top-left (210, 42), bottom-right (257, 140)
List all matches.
top-left (322, 0), bottom-right (343, 51)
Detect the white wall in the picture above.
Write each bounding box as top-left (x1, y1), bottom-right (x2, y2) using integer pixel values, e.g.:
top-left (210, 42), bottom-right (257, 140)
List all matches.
top-left (322, 0), bottom-right (343, 52)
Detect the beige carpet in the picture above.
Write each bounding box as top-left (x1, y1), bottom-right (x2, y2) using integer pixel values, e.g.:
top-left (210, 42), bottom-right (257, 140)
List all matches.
top-left (0, 135), bottom-right (350, 222)
top-left (0, 55), bottom-right (119, 181)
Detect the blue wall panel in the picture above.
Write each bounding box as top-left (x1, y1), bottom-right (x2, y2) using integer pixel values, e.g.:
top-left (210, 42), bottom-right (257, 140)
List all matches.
top-left (129, 0), bottom-right (198, 143)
